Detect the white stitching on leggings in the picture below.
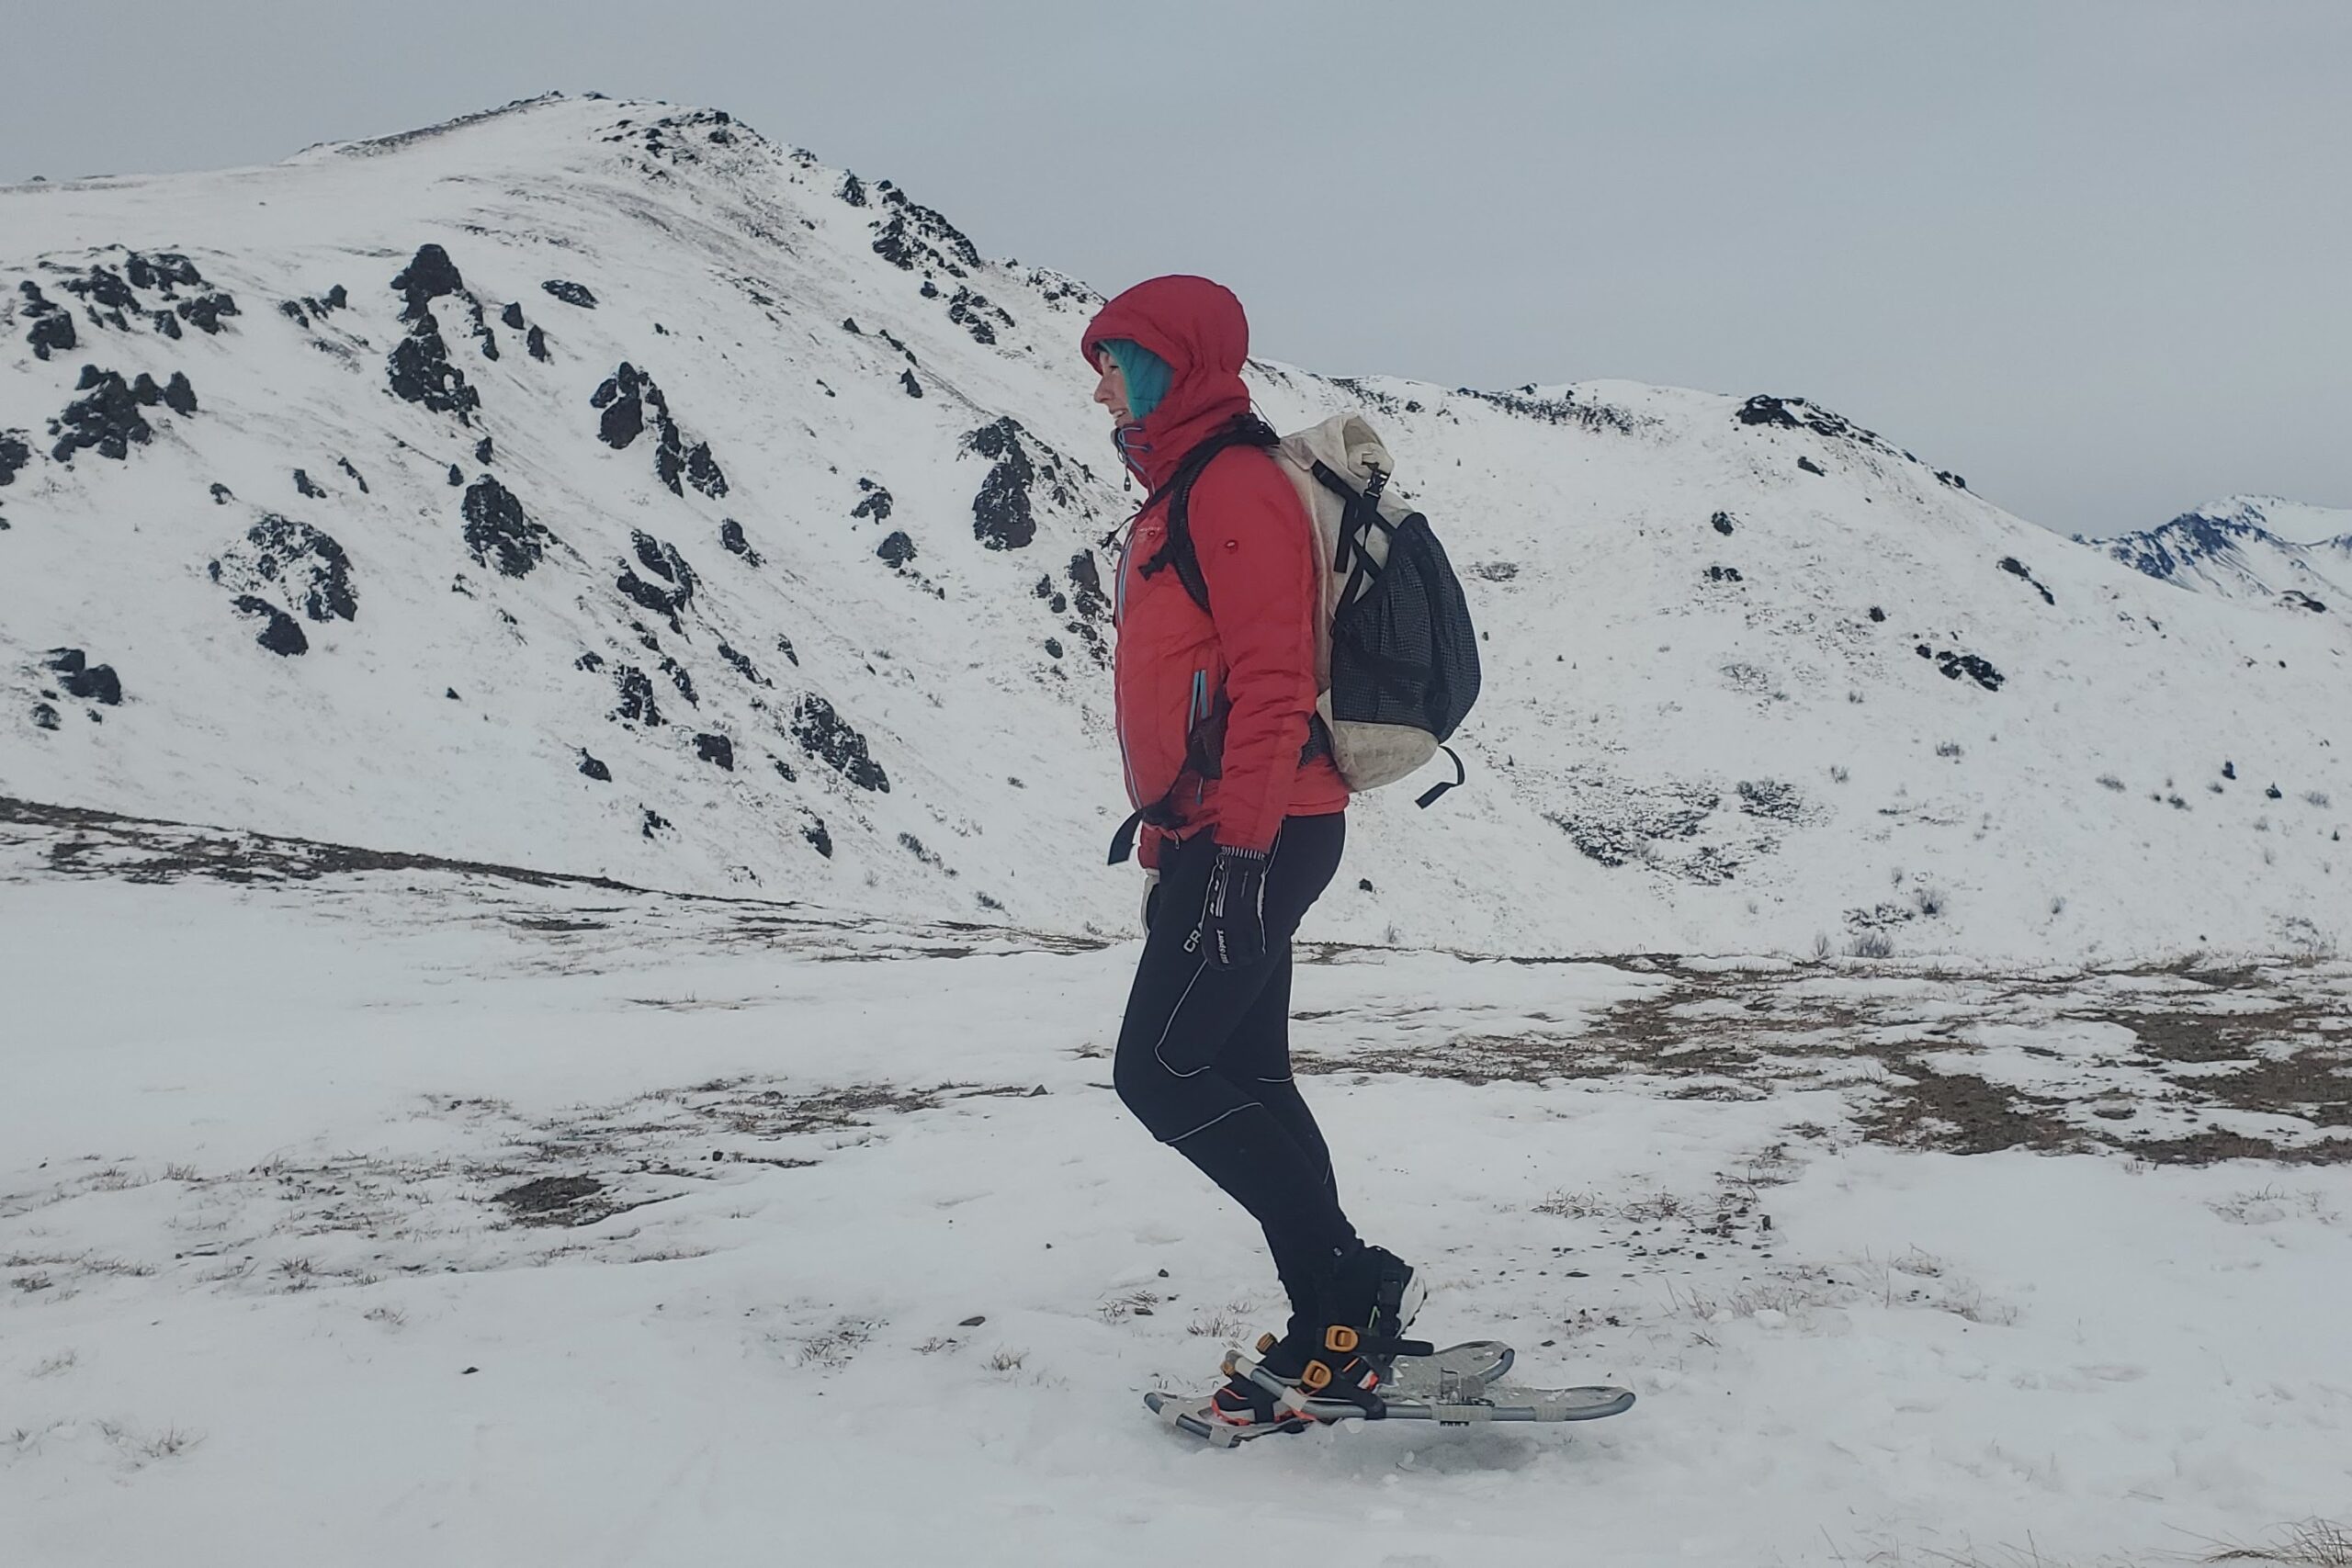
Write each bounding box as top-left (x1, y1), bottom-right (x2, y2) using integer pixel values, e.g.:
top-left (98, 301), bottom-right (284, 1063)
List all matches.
top-left (1165, 1101), bottom-right (1262, 1145)
top-left (1151, 956), bottom-right (1213, 1078)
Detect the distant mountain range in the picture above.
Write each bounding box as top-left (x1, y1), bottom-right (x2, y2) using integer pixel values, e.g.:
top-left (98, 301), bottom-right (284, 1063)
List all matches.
top-left (2086, 494), bottom-right (2352, 615)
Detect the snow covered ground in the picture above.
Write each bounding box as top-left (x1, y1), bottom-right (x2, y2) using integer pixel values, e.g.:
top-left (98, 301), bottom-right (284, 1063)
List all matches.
top-left (7, 807), bottom-right (2348, 1567)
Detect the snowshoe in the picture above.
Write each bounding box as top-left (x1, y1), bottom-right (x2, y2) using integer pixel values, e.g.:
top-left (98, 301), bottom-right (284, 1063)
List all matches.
top-left (1148, 1340), bottom-right (1634, 1448)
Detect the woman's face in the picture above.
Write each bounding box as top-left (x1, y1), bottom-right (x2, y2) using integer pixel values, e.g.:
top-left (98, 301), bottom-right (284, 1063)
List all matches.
top-left (1092, 350), bottom-right (1133, 426)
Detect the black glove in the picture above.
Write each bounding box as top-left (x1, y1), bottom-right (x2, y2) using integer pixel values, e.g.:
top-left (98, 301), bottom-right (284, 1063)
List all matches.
top-left (1195, 845), bottom-right (1270, 969)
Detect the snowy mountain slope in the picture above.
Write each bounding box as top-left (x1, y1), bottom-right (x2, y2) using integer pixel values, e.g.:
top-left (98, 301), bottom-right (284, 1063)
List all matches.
top-left (2, 94), bottom-right (2345, 961)
top-left (2089, 492), bottom-right (2352, 615)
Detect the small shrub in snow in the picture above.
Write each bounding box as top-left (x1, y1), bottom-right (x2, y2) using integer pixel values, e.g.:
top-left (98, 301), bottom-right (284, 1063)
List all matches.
top-left (2049, 896), bottom-right (2066, 916)
top-left (1188, 1309), bottom-right (1245, 1340)
top-left (2168, 794), bottom-right (2190, 810)
top-left (2098, 773), bottom-right (2126, 792)
top-left (2209, 781), bottom-right (2225, 794)
top-left (1811, 931), bottom-right (1833, 962)
top-left (797, 1320), bottom-right (875, 1370)
top-left (1912, 886), bottom-right (1946, 918)
top-left (1828, 765), bottom-right (1849, 784)
top-left (1935, 740), bottom-right (1962, 759)
top-left (1846, 931), bottom-right (1894, 959)
top-left (2306, 790), bottom-right (2333, 808)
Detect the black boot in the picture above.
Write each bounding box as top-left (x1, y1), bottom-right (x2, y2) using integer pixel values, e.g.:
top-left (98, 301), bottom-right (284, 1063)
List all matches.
top-left (1295, 1243), bottom-right (1425, 1408)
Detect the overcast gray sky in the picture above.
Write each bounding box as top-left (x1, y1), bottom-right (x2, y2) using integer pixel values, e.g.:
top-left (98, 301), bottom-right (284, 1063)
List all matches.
top-left (8, 1), bottom-right (2347, 536)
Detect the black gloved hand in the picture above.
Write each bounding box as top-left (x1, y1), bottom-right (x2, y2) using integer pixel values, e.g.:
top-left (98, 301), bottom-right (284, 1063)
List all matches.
top-left (1195, 844), bottom-right (1270, 968)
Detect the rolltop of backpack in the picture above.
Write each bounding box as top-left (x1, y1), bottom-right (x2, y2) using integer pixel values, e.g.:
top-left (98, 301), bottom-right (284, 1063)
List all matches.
top-left (1272, 413), bottom-right (1481, 803)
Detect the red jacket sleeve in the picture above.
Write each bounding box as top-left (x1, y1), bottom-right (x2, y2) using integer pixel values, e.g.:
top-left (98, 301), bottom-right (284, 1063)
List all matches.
top-left (1193, 452), bottom-right (1321, 854)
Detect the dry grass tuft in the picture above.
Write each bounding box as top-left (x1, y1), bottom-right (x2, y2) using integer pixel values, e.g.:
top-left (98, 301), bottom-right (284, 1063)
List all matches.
top-left (2204, 1519), bottom-right (2352, 1567)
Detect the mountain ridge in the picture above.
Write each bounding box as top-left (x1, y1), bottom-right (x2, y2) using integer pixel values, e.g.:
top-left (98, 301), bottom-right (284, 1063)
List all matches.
top-left (3, 93), bottom-right (2344, 961)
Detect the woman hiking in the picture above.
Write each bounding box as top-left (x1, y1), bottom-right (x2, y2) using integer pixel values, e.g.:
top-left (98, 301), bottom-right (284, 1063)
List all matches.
top-left (1083, 275), bottom-right (1422, 1428)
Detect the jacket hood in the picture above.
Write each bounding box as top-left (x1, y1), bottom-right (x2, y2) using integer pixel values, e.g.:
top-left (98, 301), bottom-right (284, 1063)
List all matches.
top-left (1081, 275), bottom-right (1254, 489)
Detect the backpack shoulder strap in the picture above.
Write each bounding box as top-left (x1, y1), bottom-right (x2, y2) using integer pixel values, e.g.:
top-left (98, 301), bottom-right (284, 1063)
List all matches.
top-left (1139, 415), bottom-right (1279, 615)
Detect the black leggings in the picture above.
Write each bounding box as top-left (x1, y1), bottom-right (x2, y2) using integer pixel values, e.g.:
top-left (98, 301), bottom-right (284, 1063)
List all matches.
top-left (1113, 813), bottom-right (1354, 1317)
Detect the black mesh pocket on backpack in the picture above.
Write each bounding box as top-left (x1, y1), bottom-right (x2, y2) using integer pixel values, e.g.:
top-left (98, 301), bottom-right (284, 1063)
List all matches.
top-left (1328, 512), bottom-right (1481, 740)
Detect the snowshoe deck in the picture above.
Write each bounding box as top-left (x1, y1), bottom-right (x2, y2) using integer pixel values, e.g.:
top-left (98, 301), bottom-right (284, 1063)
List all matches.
top-left (1146, 1340), bottom-right (1633, 1447)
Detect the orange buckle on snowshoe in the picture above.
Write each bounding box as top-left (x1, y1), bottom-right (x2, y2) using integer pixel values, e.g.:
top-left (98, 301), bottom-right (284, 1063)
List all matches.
top-left (1299, 1361), bottom-right (1333, 1391)
top-left (1324, 1325), bottom-right (1360, 1354)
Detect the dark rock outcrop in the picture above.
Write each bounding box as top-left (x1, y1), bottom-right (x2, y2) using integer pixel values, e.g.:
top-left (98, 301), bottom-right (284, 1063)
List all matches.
top-left (48, 367), bottom-right (195, 462)
top-left (591, 362), bottom-right (726, 496)
top-left (210, 513), bottom-right (357, 623)
top-left (964, 415), bottom-right (1059, 551)
top-left (459, 475), bottom-right (555, 577)
top-left (44, 648), bottom-right (124, 705)
top-left (1997, 556), bottom-right (2056, 605)
top-left (719, 517), bottom-right (762, 565)
top-left (232, 595), bottom-right (308, 656)
top-left (694, 732), bottom-right (734, 770)
top-left (684, 442), bottom-right (728, 498)
top-left (541, 279), bottom-right (597, 308)
top-left (789, 694), bottom-right (888, 792)
top-left (175, 291), bottom-right (239, 334)
top-left (388, 311), bottom-right (480, 422)
top-left (946, 286), bottom-right (1013, 345)
top-left (866, 181), bottom-right (981, 276)
top-left (612, 666), bottom-right (662, 727)
top-left (21, 281), bottom-right (75, 359)
top-left (718, 641), bottom-right (771, 687)
top-left (391, 244), bottom-right (464, 321)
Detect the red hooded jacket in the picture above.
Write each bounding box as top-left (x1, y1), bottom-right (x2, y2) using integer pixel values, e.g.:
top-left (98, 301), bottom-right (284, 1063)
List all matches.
top-left (1080, 276), bottom-right (1349, 866)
